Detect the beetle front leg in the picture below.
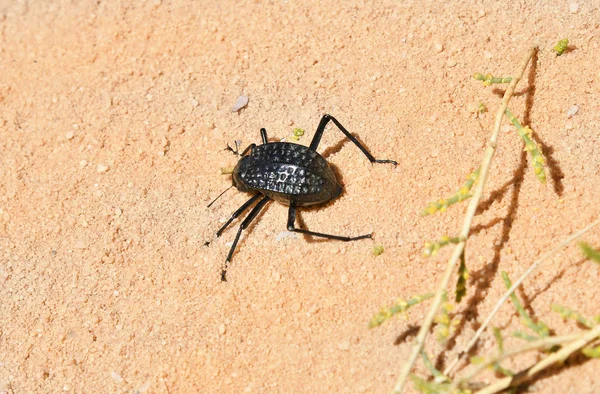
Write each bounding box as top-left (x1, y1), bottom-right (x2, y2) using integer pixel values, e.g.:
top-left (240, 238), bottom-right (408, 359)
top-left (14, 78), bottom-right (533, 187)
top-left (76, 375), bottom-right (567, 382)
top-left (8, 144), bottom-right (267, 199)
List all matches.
top-left (286, 204), bottom-right (372, 241)
top-left (309, 114), bottom-right (397, 165)
top-left (221, 195), bottom-right (271, 281)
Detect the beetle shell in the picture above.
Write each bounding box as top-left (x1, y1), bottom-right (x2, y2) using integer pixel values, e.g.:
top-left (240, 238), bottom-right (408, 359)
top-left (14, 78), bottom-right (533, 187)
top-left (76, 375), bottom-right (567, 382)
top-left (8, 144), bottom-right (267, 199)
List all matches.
top-left (233, 142), bottom-right (342, 206)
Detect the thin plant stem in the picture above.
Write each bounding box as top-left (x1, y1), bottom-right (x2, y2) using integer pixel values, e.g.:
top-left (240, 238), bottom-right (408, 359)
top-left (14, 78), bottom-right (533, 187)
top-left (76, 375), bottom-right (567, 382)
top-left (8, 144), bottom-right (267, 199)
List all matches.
top-left (453, 331), bottom-right (587, 391)
top-left (444, 217), bottom-right (600, 376)
top-left (476, 325), bottom-right (600, 394)
top-left (392, 46), bottom-right (538, 394)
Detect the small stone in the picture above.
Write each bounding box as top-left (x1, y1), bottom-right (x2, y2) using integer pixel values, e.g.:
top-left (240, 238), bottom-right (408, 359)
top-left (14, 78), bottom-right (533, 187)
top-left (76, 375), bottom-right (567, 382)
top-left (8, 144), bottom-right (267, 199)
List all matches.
top-left (430, 148), bottom-right (440, 158)
top-left (96, 164), bottom-right (109, 173)
top-left (569, 2), bottom-right (579, 13)
top-left (340, 274), bottom-right (348, 284)
top-left (145, 93), bottom-right (153, 102)
top-left (65, 131), bottom-right (74, 140)
top-left (566, 105), bottom-right (579, 118)
top-left (446, 58), bottom-right (457, 67)
top-left (434, 43), bottom-right (443, 53)
top-left (231, 96), bottom-right (249, 112)
top-left (218, 323), bottom-right (226, 335)
top-left (110, 371), bottom-right (123, 383)
top-left (79, 160), bottom-right (88, 168)
top-left (191, 98), bottom-right (199, 107)
top-left (115, 207), bottom-right (122, 216)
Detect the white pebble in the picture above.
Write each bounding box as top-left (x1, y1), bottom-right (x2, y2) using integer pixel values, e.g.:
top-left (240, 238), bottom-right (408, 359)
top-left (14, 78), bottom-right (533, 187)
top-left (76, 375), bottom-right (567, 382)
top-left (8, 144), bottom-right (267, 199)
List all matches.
top-left (96, 164), bottom-right (109, 173)
top-left (566, 105), bottom-right (579, 118)
top-left (110, 371), bottom-right (123, 383)
top-left (65, 131), bottom-right (74, 140)
top-left (569, 2), bottom-right (579, 13)
top-left (231, 95), bottom-right (249, 112)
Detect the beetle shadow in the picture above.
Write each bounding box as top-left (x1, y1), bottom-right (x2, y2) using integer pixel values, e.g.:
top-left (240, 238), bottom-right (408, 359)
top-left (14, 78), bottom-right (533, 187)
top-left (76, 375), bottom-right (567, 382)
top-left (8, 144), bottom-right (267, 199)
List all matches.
top-left (294, 160), bottom-right (377, 244)
top-left (318, 133), bottom-right (369, 160)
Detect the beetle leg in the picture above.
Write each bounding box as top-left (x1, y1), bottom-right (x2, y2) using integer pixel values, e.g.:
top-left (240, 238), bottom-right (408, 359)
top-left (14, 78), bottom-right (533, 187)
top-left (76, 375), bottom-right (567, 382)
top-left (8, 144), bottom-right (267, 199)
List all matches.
top-left (221, 195), bottom-right (271, 281)
top-left (286, 204), bottom-right (372, 241)
top-left (309, 114), bottom-right (397, 166)
top-left (226, 142), bottom-right (256, 157)
top-left (260, 128), bottom-right (268, 144)
top-left (215, 194), bottom-right (262, 238)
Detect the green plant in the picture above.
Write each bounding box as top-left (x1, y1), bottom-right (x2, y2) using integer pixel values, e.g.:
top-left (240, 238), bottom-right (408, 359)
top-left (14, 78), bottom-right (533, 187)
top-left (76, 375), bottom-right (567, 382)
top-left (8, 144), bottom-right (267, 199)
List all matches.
top-left (369, 45), bottom-right (600, 393)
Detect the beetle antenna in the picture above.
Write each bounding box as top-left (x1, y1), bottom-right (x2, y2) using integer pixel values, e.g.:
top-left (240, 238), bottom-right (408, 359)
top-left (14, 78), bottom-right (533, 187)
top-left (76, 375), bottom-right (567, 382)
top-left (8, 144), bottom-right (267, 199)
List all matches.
top-left (207, 185), bottom-right (234, 208)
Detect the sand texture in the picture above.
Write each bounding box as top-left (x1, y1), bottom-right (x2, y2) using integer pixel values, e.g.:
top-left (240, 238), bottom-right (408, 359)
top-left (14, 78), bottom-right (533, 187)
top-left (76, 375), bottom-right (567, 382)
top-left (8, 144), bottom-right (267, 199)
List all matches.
top-left (1, 1), bottom-right (599, 393)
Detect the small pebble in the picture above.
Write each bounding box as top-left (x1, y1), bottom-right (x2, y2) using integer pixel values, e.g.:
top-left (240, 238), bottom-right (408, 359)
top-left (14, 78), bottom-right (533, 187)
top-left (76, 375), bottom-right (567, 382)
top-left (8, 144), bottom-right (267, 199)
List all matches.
top-left (434, 43), bottom-right (444, 53)
top-left (110, 371), bottom-right (123, 383)
top-left (446, 58), bottom-right (457, 67)
top-left (231, 95), bottom-right (249, 112)
top-left (65, 131), bottom-right (74, 140)
top-left (218, 323), bottom-right (226, 335)
top-left (191, 98), bottom-right (199, 107)
top-left (96, 164), bottom-right (109, 173)
top-left (566, 105), bottom-right (579, 118)
top-left (569, 2), bottom-right (579, 13)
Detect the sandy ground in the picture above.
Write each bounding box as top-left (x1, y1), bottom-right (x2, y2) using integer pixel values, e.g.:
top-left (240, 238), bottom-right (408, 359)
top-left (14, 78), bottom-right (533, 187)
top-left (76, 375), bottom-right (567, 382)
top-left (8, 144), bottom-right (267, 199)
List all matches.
top-left (1, 1), bottom-right (600, 393)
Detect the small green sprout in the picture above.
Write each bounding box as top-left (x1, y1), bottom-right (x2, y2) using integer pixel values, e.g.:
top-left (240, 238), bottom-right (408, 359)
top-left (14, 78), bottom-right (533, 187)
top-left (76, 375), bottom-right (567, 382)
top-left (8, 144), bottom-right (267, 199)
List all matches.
top-left (423, 236), bottom-right (464, 257)
top-left (369, 293), bottom-right (434, 328)
top-left (435, 293), bottom-right (457, 343)
top-left (553, 38), bottom-right (569, 56)
top-left (579, 242), bottom-right (600, 264)
top-left (582, 345), bottom-right (600, 358)
top-left (473, 73), bottom-right (513, 86)
top-left (373, 245), bottom-right (384, 256)
top-left (505, 108), bottom-right (546, 183)
top-left (422, 168), bottom-right (480, 216)
top-left (292, 128), bottom-right (305, 141)
top-left (502, 271), bottom-right (550, 338)
top-left (478, 102), bottom-right (487, 114)
top-left (552, 304), bottom-right (595, 329)
top-left (455, 251), bottom-right (469, 302)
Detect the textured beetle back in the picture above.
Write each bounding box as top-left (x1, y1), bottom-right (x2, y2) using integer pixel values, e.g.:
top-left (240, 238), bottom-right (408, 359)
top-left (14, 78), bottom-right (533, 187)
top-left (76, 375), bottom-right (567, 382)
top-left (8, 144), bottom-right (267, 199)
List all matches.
top-left (249, 143), bottom-right (327, 170)
top-left (233, 142), bottom-right (341, 205)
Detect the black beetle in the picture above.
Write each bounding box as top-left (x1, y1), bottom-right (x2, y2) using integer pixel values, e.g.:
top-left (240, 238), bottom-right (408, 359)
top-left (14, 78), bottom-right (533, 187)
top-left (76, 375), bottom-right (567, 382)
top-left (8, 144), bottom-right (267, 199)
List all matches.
top-left (207, 114), bottom-right (396, 281)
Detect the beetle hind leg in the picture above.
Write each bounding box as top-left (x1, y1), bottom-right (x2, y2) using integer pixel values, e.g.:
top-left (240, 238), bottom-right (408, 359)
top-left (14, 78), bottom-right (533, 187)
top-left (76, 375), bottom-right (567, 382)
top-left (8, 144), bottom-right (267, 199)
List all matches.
top-left (286, 204), bottom-right (372, 242)
top-left (309, 114), bottom-right (397, 166)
